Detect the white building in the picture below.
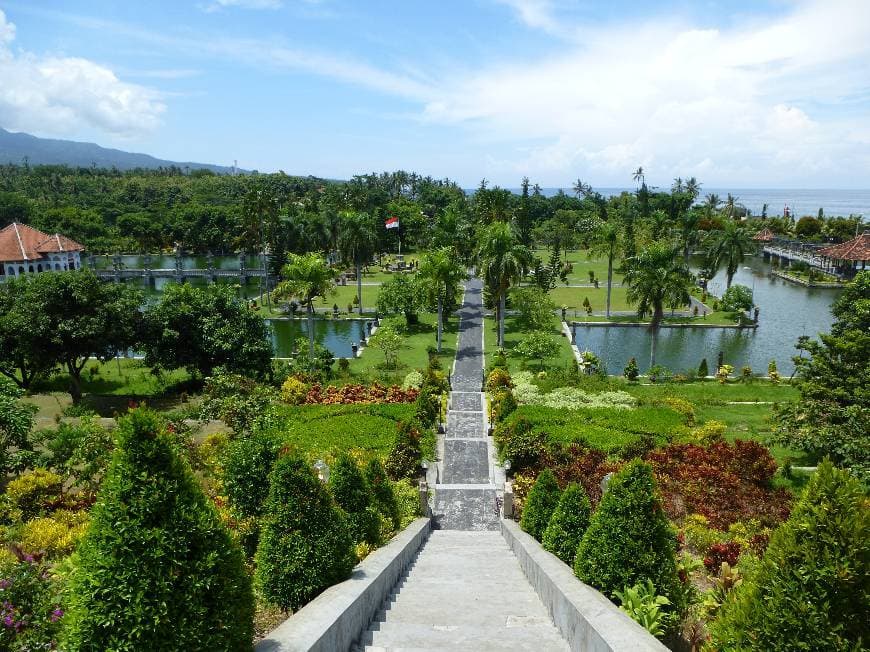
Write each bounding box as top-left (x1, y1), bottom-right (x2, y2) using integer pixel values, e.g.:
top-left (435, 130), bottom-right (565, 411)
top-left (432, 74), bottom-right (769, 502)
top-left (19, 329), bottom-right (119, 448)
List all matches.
top-left (0, 222), bottom-right (85, 280)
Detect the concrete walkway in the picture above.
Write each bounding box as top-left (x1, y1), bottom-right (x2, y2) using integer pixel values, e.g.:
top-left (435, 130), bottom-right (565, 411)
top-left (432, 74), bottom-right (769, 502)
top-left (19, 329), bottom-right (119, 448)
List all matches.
top-left (355, 277), bottom-right (568, 651)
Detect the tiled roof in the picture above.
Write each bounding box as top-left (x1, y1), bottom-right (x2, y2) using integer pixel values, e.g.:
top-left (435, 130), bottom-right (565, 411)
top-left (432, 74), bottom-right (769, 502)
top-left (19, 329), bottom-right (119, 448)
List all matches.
top-left (818, 233), bottom-right (870, 261)
top-left (753, 227), bottom-right (775, 241)
top-left (0, 222), bottom-right (84, 262)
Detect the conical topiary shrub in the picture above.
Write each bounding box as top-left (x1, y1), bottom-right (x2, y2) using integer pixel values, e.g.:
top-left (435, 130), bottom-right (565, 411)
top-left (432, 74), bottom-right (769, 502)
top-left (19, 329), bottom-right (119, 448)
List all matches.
top-left (365, 458), bottom-right (401, 532)
top-left (574, 460), bottom-right (678, 602)
top-left (64, 409), bottom-right (254, 651)
top-left (542, 482), bottom-right (592, 565)
top-left (329, 454), bottom-right (381, 546)
top-left (710, 460), bottom-right (869, 651)
top-left (255, 454), bottom-right (355, 612)
top-left (520, 469), bottom-right (562, 541)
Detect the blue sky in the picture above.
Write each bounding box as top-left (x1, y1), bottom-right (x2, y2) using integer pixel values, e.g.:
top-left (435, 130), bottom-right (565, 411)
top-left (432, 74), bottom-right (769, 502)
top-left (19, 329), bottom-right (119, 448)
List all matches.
top-left (1, 0), bottom-right (868, 188)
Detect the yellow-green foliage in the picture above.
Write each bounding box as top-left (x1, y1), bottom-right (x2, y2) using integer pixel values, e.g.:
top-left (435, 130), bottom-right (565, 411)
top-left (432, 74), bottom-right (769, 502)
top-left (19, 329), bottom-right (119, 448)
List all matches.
top-left (662, 397), bottom-right (695, 425)
top-left (5, 468), bottom-right (64, 521)
top-left (486, 368), bottom-right (513, 392)
top-left (511, 473), bottom-right (536, 514)
top-left (393, 479), bottom-right (421, 529)
top-left (683, 420), bottom-right (727, 445)
top-left (19, 510), bottom-right (89, 558)
top-left (680, 514), bottom-right (722, 556)
top-left (280, 376), bottom-right (308, 405)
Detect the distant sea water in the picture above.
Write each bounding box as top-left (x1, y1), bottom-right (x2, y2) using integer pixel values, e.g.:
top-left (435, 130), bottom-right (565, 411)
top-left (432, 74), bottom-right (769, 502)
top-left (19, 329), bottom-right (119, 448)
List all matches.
top-left (492, 187), bottom-right (870, 218)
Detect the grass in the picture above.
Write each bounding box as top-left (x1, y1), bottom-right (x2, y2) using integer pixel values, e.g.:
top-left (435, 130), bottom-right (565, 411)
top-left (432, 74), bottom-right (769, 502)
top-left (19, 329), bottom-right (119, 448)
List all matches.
top-left (483, 313), bottom-right (576, 374)
top-left (30, 358), bottom-right (193, 398)
top-left (620, 379), bottom-right (800, 405)
top-left (532, 248), bottom-right (625, 286)
top-left (547, 284), bottom-right (634, 312)
top-left (265, 403), bottom-right (421, 463)
top-left (345, 312), bottom-right (458, 384)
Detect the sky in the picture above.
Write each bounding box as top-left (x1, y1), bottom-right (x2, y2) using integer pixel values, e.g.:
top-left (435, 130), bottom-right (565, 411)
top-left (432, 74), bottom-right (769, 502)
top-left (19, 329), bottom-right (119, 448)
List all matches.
top-left (0, 0), bottom-right (868, 188)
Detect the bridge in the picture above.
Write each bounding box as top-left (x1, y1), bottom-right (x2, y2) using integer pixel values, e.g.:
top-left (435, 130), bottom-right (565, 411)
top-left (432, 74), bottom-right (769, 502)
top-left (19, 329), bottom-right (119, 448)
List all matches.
top-left (762, 238), bottom-right (842, 277)
top-left (92, 267), bottom-right (270, 282)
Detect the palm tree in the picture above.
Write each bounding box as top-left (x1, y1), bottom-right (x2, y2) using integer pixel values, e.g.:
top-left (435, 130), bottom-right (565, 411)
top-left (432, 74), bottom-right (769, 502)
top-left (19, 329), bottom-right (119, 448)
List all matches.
top-left (677, 209), bottom-right (702, 265)
top-left (705, 220), bottom-right (753, 289)
top-left (724, 193), bottom-right (740, 220)
top-left (477, 222), bottom-right (532, 347)
top-left (623, 244), bottom-right (693, 367)
top-left (704, 193), bottom-right (721, 217)
top-left (241, 188), bottom-right (279, 313)
top-left (419, 248), bottom-right (466, 352)
top-left (276, 253), bottom-right (336, 357)
top-left (685, 177), bottom-right (701, 200)
top-left (337, 212), bottom-right (377, 315)
top-left (573, 178), bottom-right (592, 198)
top-left (588, 220), bottom-right (620, 318)
top-left (632, 167), bottom-right (645, 188)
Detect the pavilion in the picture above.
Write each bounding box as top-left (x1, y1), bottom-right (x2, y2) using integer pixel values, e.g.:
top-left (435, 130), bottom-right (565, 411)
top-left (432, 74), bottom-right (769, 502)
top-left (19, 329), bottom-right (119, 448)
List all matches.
top-left (817, 232), bottom-right (870, 279)
top-left (0, 222), bottom-right (85, 280)
top-left (753, 227), bottom-right (775, 243)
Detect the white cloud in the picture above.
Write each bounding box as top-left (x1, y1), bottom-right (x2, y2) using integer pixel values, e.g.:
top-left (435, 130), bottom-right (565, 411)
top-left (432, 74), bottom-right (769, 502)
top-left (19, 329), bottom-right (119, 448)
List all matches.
top-left (495, 0), bottom-right (561, 34)
top-left (424, 0), bottom-right (870, 186)
top-left (200, 0), bottom-right (283, 12)
top-left (0, 10), bottom-right (165, 138)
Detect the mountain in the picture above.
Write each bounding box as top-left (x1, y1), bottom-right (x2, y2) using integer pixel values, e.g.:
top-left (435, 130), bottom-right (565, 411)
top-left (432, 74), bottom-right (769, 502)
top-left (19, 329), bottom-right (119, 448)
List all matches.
top-left (0, 127), bottom-right (239, 173)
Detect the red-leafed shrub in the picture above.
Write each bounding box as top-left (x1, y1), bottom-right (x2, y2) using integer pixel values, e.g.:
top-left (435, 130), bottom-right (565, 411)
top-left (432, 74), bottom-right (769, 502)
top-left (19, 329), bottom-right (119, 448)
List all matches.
top-left (703, 541), bottom-right (742, 572)
top-left (301, 383), bottom-right (418, 405)
top-left (646, 441), bottom-right (790, 530)
top-left (541, 444), bottom-right (622, 507)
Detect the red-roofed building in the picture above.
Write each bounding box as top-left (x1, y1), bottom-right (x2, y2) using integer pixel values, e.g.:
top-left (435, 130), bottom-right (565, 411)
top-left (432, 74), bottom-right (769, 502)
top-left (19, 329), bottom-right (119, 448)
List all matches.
top-left (817, 232), bottom-right (870, 277)
top-left (0, 222), bottom-right (85, 280)
top-left (752, 227), bottom-right (775, 242)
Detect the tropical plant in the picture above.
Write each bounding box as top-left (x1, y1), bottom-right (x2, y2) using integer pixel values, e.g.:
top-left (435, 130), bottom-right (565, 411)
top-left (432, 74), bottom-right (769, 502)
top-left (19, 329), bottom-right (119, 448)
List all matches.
top-left (338, 211), bottom-right (378, 315)
top-left (478, 222), bottom-right (532, 347)
top-left (613, 579), bottom-right (672, 638)
top-left (369, 325), bottom-right (404, 369)
top-left (277, 253), bottom-right (337, 357)
top-left (720, 284), bottom-right (754, 314)
top-left (710, 460), bottom-right (869, 651)
top-left (705, 220), bottom-right (753, 289)
top-left (510, 286), bottom-right (555, 332)
top-left (519, 469), bottom-right (561, 541)
top-left (64, 409), bottom-right (254, 651)
top-left (589, 218), bottom-right (621, 318)
top-left (623, 243), bottom-right (693, 329)
top-left (541, 482), bottom-right (591, 565)
top-left (255, 454), bottom-right (355, 612)
top-left (514, 330), bottom-right (561, 370)
top-left (0, 377), bottom-right (36, 474)
top-left (418, 247), bottom-right (465, 351)
top-left (376, 274), bottom-right (426, 326)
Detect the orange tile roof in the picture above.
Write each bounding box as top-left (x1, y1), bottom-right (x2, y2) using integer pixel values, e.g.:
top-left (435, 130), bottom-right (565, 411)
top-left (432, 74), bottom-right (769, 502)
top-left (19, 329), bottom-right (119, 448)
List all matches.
top-left (0, 222), bottom-right (84, 262)
top-left (817, 233), bottom-right (870, 261)
top-left (753, 227), bottom-right (775, 242)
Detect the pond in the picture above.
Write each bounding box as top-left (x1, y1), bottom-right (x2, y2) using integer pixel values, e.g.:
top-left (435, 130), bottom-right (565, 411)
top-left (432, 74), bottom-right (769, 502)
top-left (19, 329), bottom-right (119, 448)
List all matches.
top-left (88, 254), bottom-right (260, 271)
top-left (572, 256), bottom-right (841, 375)
top-left (268, 318), bottom-right (370, 358)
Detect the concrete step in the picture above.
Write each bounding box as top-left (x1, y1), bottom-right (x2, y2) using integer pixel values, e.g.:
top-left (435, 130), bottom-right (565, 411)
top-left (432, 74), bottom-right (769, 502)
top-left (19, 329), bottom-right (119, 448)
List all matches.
top-left (441, 440), bottom-right (490, 484)
top-left (446, 411), bottom-right (485, 438)
top-left (432, 487), bottom-right (500, 530)
top-left (449, 391), bottom-right (483, 412)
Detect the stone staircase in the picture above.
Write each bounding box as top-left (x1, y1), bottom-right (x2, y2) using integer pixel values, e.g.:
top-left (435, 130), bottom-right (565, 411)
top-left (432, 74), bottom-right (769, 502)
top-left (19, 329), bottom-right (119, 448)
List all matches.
top-left (353, 278), bottom-right (569, 651)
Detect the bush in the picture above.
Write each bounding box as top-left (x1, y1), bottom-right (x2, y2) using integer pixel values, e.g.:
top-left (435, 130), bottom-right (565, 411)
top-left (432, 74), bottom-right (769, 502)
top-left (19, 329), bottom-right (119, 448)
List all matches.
top-left (486, 368), bottom-right (513, 392)
top-left (329, 454), bottom-right (381, 546)
top-left (280, 376), bottom-right (308, 404)
top-left (64, 409), bottom-right (254, 651)
top-left (493, 417), bottom-right (547, 472)
top-left (703, 541), bottom-right (742, 572)
top-left (575, 460), bottom-right (679, 604)
top-left (222, 432), bottom-right (283, 518)
top-left (698, 358), bottom-right (709, 378)
top-left (402, 370), bottom-right (424, 390)
top-left (255, 454), bottom-right (355, 612)
top-left (18, 510), bottom-right (89, 559)
top-left (490, 389), bottom-right (517, 423)
top-left (365, 458), bottom-right (401, 532)
top-left (35, 418), bottom-right (112, 495)
top-left (0, 557), bottom-right (63, 651)
top-left (5, 468), bottom-right (64, 521)
top-left (614, 580), bottom-right (673, 639)
top-left (385, 421), bottom-right (423, 481)
top-left (520, 469), bottom-right (561, 541)
top-left (623, 357), bottom-right (640, 382)
top-left (710, 460), bottom-right (869, 651)
top-left (542, 482), bottom-right (591, 565)
top-left (413, 387), bottom-right (440, 428)
top-left (721, 285), bottom-right (754, 313)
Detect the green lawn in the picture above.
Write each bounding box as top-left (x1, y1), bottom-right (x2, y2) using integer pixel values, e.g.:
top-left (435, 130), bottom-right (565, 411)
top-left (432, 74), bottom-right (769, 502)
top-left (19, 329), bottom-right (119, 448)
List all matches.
top-left (346, 312), bottom-right (458, 384)
top-left (30, 358), bottom-right (192, 398)
top-left (620, 379), bottom-right (799, 405)
top-left (532, 248), bottom-right (624, 286)
top-left (547, 284), bottom-right (633, 312)
top-left (483, 314), bottom-right (576, 374)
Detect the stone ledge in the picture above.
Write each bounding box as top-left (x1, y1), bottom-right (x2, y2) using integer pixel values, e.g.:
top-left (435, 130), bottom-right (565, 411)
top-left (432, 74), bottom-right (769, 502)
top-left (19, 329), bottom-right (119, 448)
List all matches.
top-left (256, 517), bottom-right (431, 652)
top-left (501, 519), bottom-right (668, 652)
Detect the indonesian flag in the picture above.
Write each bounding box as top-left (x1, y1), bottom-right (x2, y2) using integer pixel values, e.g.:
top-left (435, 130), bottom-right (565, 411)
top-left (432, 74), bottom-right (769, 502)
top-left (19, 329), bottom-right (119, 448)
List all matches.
top-left (385, 216), bottom-right (399, 229)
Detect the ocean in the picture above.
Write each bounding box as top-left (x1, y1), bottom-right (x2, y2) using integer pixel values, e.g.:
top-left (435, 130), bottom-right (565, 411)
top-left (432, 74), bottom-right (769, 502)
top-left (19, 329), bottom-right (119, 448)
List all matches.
top-left (499, 187), bottom-right (870, 219)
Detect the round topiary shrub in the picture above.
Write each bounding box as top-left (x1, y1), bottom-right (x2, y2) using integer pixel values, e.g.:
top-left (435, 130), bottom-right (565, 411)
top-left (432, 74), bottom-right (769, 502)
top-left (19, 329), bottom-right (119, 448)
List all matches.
top-left (328, 454), bottom-right (381, 546)
top-left (255, 454), bottom-right (355, 612)
top-left (520, 469), bottom-right (561, 541)
top-left (574, 460), bottom-right (678, 603)
top-left (542, 482), bottom-right (592, 566)
top-left (710, 460), bottom-right (869, 651)
top-left (64, 409), bottom-right (254, 651)
top-left (365, 458), bottom-right (401, 532)
top-left (222, 431), bottom-right (283, 519)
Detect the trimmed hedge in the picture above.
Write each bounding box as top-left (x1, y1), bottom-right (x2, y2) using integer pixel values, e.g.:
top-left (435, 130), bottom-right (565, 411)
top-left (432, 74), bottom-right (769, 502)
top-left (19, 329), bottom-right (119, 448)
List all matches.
top-left (255, 454), bottom-right (355, 612)
top-left (366, 458), bottom-right (401, 532)
top-left (329, 454), bottom-right (381, 546)
top-left (520, 469), bottom-right (561, 541)
top-left (221, 431), bottom-right (282, 518)
top-left (710, 460), bottom-right (869, 651)
top-left (574, 460), bottom-right (678, 603)
top-left (64, 409), bottom-right (253, 651)
top-left (542, 482), bottom-right (591, 565)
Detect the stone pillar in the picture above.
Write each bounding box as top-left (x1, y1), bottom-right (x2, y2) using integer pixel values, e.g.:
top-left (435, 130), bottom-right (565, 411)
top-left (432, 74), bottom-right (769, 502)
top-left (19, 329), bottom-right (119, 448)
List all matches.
top-left (418, 480), bottom-right (430, 517)
top-left (503, 482), bottom-right (514, 518)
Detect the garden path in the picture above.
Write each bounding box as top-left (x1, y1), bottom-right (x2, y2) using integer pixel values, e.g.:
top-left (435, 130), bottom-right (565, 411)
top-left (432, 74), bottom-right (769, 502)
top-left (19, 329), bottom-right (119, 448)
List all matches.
top-left (355, 277), bottom-right (569, 651)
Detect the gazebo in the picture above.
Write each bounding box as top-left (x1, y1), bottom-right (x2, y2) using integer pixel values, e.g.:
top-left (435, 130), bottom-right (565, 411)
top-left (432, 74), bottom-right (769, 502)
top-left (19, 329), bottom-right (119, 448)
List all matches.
top-left (817, 232), bottom-right (870, 279)
top-left (753, 227), bottom-right (775, 243)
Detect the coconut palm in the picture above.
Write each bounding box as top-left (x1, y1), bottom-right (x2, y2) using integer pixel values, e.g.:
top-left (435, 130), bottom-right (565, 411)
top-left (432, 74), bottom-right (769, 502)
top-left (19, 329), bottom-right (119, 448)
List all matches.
top-left (704, 193), bottom-right (721, 218)
top-left (419, 248), bottom-right (466, 352)
top-left (276, 253), bottom-right (337, 357)
top-left (705, 220), bottom-right (753, 289)
top-left (477, 222), bottom-right (532, 347)
top-left (623, 243), bottom-right (693, 330)
top-left (676, 209), bottom-right (702, 265)
top-left (632, 167), bottom-right (645, 188)
top-left (338, 212), bottom-right (378, 315)
top-left (588, 220), bottom-right (620, 318)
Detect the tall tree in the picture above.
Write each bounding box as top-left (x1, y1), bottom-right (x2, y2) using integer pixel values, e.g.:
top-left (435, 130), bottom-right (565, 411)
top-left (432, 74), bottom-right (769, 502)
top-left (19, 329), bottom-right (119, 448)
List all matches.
top-left (337, 211), bottom-right (378, 315)
top-left (241, 187), bottom-right (280, 313)
top-left (478, 222), bottom-right (532, 347)
top-left (706, 220), bottom-right (753, 288)
top-left (276, 253), bottom-right (336, 357)
top-left (0, 278), bottom-right (57, 388)
top-left (588, 220), bottom-right (620, 318)
top-left (418, 248), bottom-right (465, 352)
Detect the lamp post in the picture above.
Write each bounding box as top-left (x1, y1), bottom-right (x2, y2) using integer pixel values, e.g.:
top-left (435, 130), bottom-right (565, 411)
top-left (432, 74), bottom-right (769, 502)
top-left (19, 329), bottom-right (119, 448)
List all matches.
top-left (314, 459), bottom-right (330, 483)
